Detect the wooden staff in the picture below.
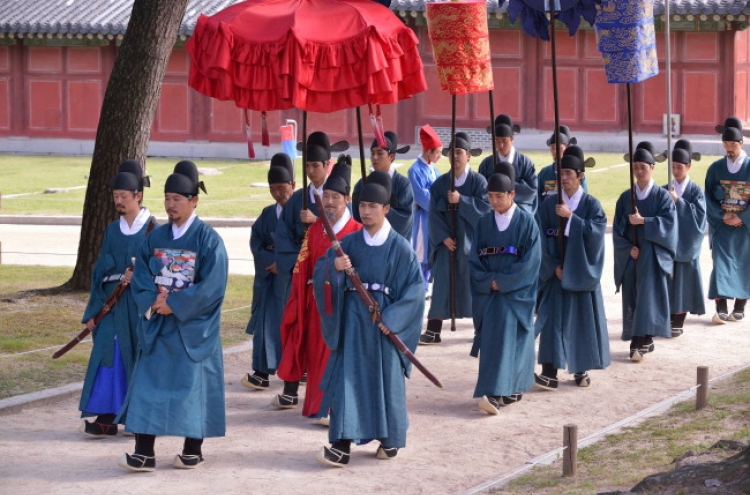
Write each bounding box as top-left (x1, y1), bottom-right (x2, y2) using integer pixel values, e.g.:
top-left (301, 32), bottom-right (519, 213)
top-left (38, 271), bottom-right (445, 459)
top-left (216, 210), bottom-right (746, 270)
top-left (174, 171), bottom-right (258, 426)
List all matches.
top-left (301, 110), bottom-right (308, 210)
top-left (313, 193), bottom-right (443, 388)
top-left (449, 94), bottom-right (457, 332)
top-left (356, 107), bottom-right (367, 184)
top-left (549, 0), bottom-right (566, 261)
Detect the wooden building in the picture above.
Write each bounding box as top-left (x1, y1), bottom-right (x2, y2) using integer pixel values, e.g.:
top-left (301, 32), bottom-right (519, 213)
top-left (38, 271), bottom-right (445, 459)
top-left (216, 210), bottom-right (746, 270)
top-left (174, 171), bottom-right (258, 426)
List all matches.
top-left (1, 0), bottom-right (749, 152)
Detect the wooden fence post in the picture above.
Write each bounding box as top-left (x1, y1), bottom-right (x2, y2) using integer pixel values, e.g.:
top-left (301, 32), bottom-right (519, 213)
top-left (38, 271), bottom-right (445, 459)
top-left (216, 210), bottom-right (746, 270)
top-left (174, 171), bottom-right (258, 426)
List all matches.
top-left (696, 366), bottom-right (709, 410)
top-left (563, 424), bottom-right (578, 477)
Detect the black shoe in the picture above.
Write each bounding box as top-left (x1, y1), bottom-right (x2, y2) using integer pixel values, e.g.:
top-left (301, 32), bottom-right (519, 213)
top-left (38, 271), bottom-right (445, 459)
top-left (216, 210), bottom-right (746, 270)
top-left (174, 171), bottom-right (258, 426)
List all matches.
top-left (316, 446), bottom-right (350, 467)
top-left (173, 454), bottom-right (204, 469)
top-left (241, 373), bottom-right (269, 390)
top-left (640, 342), bottom-right (655, 354)
top-left (80, 420), bottom-right (118, 438)
top-left (376, 445), bottom-right (399, 460)
top-left (479, 395), bottom-right (501, 415)
top-left (629, 348), bottom-right (645, 362)
top-left (729, 312), bottom-right (745, 322)
top-left (501, 394), bottom-right (522, 405)
top-left (119, 453), bottom-right (155, 472)
top-left (418, 330), bottom-right (441, 345)
top-left (533, 373), bottom-right (558, 391)
top-left (574, 372), bottom-right (591, 388)
top-left (271, 393), bottom-right (299, 409)
top-left (671, 327), bottom-right (684, 337)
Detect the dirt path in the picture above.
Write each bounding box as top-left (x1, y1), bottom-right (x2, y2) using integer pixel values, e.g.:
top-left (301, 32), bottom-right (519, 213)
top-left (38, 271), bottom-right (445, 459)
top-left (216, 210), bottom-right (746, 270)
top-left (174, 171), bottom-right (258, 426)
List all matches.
top-left (2, 237), bottom-right (749, 495)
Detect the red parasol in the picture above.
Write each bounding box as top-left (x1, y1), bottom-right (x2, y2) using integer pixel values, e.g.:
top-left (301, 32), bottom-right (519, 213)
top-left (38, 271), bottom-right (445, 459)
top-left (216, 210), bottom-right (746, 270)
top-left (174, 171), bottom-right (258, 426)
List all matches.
top-left (186, 0), bottom-right (427, 114)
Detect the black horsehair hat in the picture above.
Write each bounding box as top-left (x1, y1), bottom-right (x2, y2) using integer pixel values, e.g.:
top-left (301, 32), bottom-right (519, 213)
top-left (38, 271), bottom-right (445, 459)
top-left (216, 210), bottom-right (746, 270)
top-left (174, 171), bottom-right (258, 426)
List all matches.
top-left (623, 141), bottom-right (665, 163)
top-left (268, 153), bottom-right (295, 184)
top-left (371, 131), bottom-right (410, 154)
top-left (296, 131), bottom-right (350, 163)
top-left (485, 113), bottom-right (522, 135)
top-left (359, 170), bottom-right (391, 205)
top-left (488, 160), bottom-right (514, 193)
top-left (442, 132), bottom-right (482, 157)
top-left (715, 116), bottom-right (750, 139)
top-left (165, 160), bottom-right (207, 197)
top-left (546, 125), bottom-right (577, 146)
top-left (323, 155), bottom-right (352, 196)
top-left (563, 145), bottom-right (596, 169)
top-left (663, 139), bottom-right (701, 163)
top-left (109, 159), bottom-right (149, 192)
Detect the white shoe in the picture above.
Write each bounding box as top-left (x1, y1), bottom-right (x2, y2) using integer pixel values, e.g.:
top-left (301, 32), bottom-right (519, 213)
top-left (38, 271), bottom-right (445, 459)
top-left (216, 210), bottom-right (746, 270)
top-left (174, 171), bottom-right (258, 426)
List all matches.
top-left (479, 395), bottom-right (500, 415)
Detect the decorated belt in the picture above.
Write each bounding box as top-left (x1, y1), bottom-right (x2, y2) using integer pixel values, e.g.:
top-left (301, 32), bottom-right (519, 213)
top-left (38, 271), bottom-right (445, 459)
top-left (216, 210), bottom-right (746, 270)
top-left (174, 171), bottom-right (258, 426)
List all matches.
top-left (478, 246), bottom-right (520, 257)
top-left (545, 228), bottom-right (561, 238)
top-left (345, 282), bottom-right (391, 296)
top-left (102, 274), bottom-right (124, 283)
top-left (154, 275), bottom-right (193, 291)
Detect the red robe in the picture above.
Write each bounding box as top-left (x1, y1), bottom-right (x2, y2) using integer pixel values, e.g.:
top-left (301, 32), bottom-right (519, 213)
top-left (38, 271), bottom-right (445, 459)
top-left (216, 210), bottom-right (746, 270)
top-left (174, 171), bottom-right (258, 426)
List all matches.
top-left (277, 216), bottom-right (362, 417)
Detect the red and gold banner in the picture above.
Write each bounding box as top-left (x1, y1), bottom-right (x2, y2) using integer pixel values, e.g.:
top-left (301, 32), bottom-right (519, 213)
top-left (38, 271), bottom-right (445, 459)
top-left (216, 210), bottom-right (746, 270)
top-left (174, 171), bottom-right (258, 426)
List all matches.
top-left (426, 1), bottom-right (493, 95)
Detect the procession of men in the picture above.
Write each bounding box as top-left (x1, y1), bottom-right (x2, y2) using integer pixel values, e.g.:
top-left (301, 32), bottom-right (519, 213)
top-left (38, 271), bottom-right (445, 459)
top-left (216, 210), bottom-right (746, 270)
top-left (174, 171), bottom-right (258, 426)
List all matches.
top-left (70, 116), bottom-right (750, 472)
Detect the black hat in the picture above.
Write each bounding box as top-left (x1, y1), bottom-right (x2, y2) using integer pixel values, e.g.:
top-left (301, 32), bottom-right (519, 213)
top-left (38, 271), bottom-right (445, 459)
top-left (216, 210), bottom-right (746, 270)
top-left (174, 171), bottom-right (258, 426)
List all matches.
top-left (109, 159), bottom-right (146, 192)
top-left (665, 139), bottom-right (700, 162)
top-left (722, 127), bottom-right (743, 143)
top-left (563, 145), bottom-right (596, 169)
top-left (672, 148), bottom-right (691, 165)
top-left (442, 132), bottom-right (482, 157)
top-left (488, 160), bottom-right (515, 193)
top-left (371, 131), bottom-right (410, 154)
top-left (632, 147), bottom-right (655, 165)
top-left (268, 153), bottom-right (294, 184)
top-left (624, 141), bottom-right (665, 163)
top-left (560, 154), bottom-right (584, 174)
top-left (297, 131), bottom-right (349, 162)
top-left (359, 170), bottom-right (391, 205)
top-left (715, 116), bottom-right (750, 138)
top-left (546, 125), bottom-right (577, 146)
top-left (323, 155), bottom-right (352, 195)
top-left (486, 113), bottom-right (522, 135)
top-left (165, 160), bottom-right (207, 197)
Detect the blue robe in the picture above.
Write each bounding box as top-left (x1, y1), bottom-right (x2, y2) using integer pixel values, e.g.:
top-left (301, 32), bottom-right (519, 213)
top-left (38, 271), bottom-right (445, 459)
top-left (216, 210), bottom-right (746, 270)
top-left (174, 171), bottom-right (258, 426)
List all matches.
top-left (705, 157), bottom-right (750, 299)
top-left (245, 204), bottom-right (283, 374)
top-left (313, 227), bottom-right (425, 448)
top-left (664, 180), bottom-right (706, 314)
top-left (613, 185), bottom-right (677, 340)
top-left (536, 163), bottom-right (588, 222)
top-left (352, 170), bottom-right (414, 241)
top-left (408, 157), bottom-right (438, 263)
top-left (79, 215), bottom-right (154, 418)
top-left (427, 170), bottom-right (491, 319)
top-left (121, 218), bottom-right (228, 438)
top-left (478, 152), bottom-right (538, 213)
top-left (535, 193), bottom-right (610, 373)
top-left (469, 208), bottom-right (541, 398)
top-left (275, 186), bottom-right (321, 301)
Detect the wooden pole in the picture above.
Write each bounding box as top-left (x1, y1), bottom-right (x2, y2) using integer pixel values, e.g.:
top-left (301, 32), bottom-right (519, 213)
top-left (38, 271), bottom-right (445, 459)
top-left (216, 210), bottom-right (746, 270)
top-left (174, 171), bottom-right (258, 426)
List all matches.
top-left (696, 366), bottom-right (709, 410)
top-left (449, 94), bottom-right (457, 332)
top-left (301, 110), bottom-right (308, 210)
top-left (563, 424), bottom-right (578, 477)
top-left (356, 107), bottom-right (367, 184)
top-left (549, 0), bottom-right (565, 262)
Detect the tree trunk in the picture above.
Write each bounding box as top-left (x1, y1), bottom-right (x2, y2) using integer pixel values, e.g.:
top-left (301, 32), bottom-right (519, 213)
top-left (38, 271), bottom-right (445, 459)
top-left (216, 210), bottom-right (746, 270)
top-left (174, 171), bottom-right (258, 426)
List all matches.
top-left (67, 0), bottom-right (190, 291)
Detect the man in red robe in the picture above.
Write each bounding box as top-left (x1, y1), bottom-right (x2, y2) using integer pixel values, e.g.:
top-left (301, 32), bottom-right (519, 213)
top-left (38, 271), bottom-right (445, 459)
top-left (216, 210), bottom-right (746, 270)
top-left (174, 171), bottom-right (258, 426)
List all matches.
top-left (272, 156), bottom-right (362, 422)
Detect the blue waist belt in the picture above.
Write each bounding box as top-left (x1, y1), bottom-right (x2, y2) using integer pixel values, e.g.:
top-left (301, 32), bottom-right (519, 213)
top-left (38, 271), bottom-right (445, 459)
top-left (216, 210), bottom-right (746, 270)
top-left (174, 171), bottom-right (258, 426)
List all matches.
top-left (478, 246), bottom-right (520, 257)
top-left (345, 282), bottom-right (392, 296)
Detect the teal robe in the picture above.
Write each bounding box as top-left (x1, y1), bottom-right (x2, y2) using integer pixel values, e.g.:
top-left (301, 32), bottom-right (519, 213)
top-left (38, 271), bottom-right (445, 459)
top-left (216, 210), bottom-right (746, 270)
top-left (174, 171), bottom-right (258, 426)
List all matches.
top-left (79, 215), bottom-right (154, 417)
top-left (664, 180), bottom-right (706, 314)
top-left (478, 152), bottom-right (538, 213)
top-left (427, 170), bottom-right (491, 319)
top-left (246, 204), bottom-right (283, 374)
top-left (536, 163), bottom-right (588, 223)
top-left (535, 193), bottom-right (610, 373)
top-left (314, 227), bottom-right (425, 448)
top-left (352, 170), bottom-right (414, 241)
top-left (705, 157), bottom-right (750, 299)
top-left (613, 185), bottom-right (677, 340)
top-left (121, 218), bottom-right (228, 438)
top-left (469, 208), bottom-right (541, 398)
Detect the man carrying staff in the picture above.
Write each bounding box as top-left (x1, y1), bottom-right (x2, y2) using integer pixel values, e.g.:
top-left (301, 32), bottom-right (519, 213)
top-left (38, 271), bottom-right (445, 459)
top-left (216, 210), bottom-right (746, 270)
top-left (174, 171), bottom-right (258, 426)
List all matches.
top-left (312, 170), bottom-right (425, 467)
top-left (613, 147), bottom-right (677, 361)
top-left (665, 139), bottom-right (706, 335)
top-left (119, 160), bottom-right (228, 472)
top-left (469, 161), bottom-right (541, 414)
top-left (705, 118), bottom-right (750, 323)
top-left (78, 159), bottom-right (154, 438)
top-left (408, 124), bottom-right (443, 295)
top-left (419, 132), bottom-right (491, 345)
top-left (478, 114), bottom-right (538, 214)
top-left (241, 153), bottom-right (296, 391)
top-left (272, 157), bottom-right (361, 415)
top-left (352, 130), bottom-right (415, 241)
top-left (534, 147), bottom-right (609, 391)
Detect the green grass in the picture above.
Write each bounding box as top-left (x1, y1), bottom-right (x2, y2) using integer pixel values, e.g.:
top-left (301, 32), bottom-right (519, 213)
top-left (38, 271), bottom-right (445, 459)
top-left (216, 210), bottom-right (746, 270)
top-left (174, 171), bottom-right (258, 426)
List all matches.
top-left (0, 152), bottom-right (723, 222)
top-left (0, 265), bottom-right (253, 399)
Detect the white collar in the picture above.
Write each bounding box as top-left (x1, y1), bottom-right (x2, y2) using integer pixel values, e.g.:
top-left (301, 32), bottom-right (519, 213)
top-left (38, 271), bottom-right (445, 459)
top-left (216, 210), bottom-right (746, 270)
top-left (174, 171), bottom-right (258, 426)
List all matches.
top-left (671, 176), bottom-right (690, 198)
top-left (727, 150), bottom-right (747, 174)
top-left (493, 203), bottom-right (516, 232)
top-left (330, 208), bottom-right (351, 234)
top-left (499, 147), bottom-right (516, 164)
top-left (120, 207), bottom-right (150, 236)
top-left (171, 211), bottom-right (197, 240)
top-left (363, 218), bottom-right (391, 246)
top-left (454, 166), bottom-right (470, 187)
top-left (635, 179), bottom-right (655, 200)
top-left (275, 203), bottom-right (283, 218)
top-left (309, 180), bottom-right (326, 204)
top-left (562, 186), bottom-right (584, 212)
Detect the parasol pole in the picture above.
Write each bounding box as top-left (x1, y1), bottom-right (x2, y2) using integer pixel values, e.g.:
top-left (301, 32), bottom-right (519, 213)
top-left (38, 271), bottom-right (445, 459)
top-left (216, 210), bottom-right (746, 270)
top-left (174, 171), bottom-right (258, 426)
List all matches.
top-left (664, 2), bottom-right (674, 188)
top-left (626, 84), bottom-right (638, 250)
top-left (356, 107), bottom-right (367, 184)
top-left (449, 94), bottom-right (457, 332)
top-left (489, 91), bottom-right (498, 168)
top-left (548, 0), bottom-right (566, 262)
top-left (302, 110), bottom-right (308, 210)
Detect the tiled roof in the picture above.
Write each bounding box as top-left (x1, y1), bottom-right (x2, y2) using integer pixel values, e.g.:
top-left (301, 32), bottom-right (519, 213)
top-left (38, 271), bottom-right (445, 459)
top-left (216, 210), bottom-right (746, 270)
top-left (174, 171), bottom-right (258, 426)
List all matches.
top-left (1, 0), bottom-right (748, 37)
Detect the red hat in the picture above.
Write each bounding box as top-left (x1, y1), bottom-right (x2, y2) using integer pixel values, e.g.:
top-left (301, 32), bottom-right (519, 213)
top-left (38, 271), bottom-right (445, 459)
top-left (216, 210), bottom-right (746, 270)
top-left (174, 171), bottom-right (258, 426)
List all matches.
top-left (419, 124), bottom-right (442, 150)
